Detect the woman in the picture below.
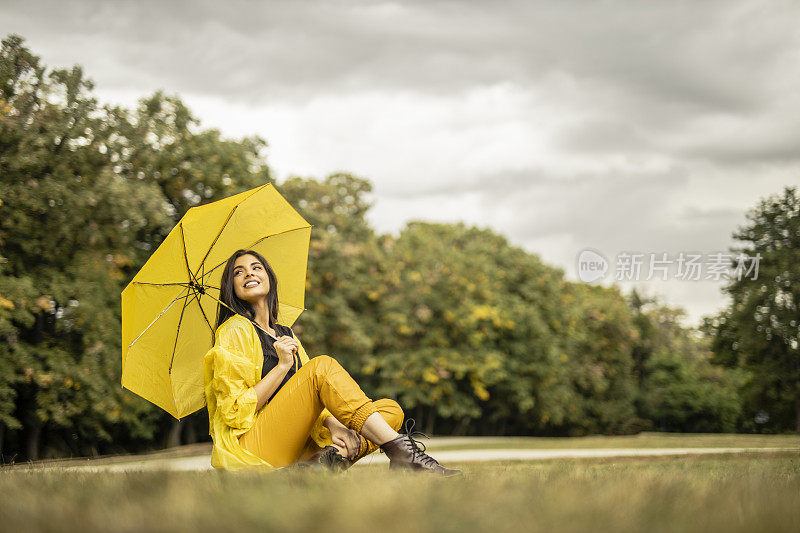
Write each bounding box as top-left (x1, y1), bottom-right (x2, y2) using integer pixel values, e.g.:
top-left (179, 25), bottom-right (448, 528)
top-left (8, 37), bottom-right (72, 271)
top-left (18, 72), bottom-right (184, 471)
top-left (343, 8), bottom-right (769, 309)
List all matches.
top-left (203, 248), bottom-right (460, 475)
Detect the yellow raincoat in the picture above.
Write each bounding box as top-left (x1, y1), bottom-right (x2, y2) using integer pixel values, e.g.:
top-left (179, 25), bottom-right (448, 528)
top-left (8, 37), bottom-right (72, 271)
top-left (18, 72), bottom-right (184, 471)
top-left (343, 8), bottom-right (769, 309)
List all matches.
top-left (203, 313), bottom-right (335, 469)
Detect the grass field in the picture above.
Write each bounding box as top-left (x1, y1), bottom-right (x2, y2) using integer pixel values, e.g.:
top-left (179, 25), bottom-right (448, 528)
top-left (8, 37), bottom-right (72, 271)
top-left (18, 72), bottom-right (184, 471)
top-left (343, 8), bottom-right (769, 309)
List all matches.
top-left (2, 452), bottom-right (799, 532)
top-left (421, 432), bottom-right (800, 451)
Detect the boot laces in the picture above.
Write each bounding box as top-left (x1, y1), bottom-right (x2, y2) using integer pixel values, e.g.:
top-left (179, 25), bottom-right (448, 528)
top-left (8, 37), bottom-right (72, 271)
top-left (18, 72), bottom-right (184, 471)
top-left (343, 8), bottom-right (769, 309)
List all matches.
top-left (322, 446), bottom-right (349, 470)
top-left (380, 418), bottom-right (441, 468)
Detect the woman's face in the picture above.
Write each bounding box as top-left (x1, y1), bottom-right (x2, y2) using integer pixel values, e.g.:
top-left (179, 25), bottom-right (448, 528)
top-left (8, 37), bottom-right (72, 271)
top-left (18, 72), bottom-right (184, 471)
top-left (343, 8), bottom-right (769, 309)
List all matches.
top-left (232, 254), bottom-right (270, 305)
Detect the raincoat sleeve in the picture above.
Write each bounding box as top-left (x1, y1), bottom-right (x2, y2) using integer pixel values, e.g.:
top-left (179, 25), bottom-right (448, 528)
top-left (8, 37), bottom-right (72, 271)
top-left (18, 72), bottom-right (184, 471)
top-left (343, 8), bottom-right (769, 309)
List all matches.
top-left (291, 328), bottom-right (335, 448)
top-left (210, 324), bottom-right (259, 430)
top-left (310, 407), bottom-right (335, 448)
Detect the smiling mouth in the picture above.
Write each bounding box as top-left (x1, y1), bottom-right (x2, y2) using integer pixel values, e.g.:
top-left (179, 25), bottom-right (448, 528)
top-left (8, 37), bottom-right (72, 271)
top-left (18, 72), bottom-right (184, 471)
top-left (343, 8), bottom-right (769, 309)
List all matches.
top-left (244, 281), bottom-right (260, 289)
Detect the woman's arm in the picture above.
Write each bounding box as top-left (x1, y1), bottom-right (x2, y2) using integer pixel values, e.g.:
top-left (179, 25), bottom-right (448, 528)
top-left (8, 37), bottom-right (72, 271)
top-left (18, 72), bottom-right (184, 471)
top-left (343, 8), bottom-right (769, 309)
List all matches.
top-left (324, 415), bottom-right (345, 431)
top-left (253, 359), bottom-right (292, 412)
top-left (210, 327), bottom-right (298, 430)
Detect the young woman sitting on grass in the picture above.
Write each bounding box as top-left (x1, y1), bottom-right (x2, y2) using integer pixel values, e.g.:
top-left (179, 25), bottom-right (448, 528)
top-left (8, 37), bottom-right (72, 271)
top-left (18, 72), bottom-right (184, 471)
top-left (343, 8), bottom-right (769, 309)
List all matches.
top-left (203, 248), bottom-right (461, 475)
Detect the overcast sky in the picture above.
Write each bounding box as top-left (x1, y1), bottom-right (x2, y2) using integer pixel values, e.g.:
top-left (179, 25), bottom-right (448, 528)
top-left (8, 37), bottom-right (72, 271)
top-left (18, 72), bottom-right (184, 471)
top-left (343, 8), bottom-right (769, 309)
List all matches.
top-left (3, 0), bottom-right (799, 327)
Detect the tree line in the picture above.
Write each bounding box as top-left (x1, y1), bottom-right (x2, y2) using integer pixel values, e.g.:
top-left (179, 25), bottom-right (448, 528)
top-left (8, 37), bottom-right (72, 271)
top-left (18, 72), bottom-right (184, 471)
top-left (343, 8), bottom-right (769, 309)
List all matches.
top-left (1, 35), bottom-right (797, 461)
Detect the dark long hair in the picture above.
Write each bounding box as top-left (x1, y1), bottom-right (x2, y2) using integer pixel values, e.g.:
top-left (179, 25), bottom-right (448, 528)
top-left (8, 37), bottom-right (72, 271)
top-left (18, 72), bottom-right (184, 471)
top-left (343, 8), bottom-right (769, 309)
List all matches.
top-left (212, 249), bottom-right (280, 341)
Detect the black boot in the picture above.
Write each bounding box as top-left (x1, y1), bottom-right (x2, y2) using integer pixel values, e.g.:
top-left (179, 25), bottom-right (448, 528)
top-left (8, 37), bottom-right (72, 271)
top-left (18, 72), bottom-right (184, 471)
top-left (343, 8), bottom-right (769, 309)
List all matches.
top-left (299, 445), bottom-right (351, 472)
top-left (379, 418), bottom-right (462, 477)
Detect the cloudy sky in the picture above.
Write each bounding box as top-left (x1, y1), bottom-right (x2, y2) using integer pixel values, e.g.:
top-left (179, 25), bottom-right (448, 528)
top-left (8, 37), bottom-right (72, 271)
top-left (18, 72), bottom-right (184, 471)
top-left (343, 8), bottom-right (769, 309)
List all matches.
top-left (3, 0), bottom-right (798, 327)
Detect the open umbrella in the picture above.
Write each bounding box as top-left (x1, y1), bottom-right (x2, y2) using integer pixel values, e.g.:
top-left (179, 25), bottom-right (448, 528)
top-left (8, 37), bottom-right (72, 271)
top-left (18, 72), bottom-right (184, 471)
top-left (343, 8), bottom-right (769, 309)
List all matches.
top-left (121, 183), bottom-right (311, 418)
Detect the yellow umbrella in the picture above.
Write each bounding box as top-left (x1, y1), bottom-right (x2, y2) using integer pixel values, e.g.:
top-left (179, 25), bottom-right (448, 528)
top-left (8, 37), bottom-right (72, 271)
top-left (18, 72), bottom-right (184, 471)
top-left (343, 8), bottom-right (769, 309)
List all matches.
top-left (121, 183), bottom-right (311, 419)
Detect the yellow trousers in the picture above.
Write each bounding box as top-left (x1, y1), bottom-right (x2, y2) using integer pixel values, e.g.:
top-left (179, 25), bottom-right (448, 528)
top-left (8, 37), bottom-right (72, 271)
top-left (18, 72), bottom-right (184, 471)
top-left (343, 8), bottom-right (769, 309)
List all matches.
top-left (239, 354), bottom-right (404, 467)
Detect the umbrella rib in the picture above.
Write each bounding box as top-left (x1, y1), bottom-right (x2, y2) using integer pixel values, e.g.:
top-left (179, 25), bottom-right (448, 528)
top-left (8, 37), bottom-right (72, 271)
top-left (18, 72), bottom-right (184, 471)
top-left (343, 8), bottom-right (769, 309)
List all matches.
top-left (168, 289), bottom-right (192, 374)
top-left (178, 222), bottom-right (198, 286)
top-left (190, 288), bottom-right (214, 338)
top-left (132, 282), bottom-right (193, 287)
top-left (199, 283), bottom-right (306, 311)
top-left (192, 205), bottom-right (238, 280)
top-left (191, 184), bottom-right (267, 280)
top-left (167, 290), bottom-right (192, 418)
top-left (198, 225), bottom-right (311, 283)
top-left (198, 289), bottom-right (304, 342)
top-left (127, 289), bottom-right (192, 349)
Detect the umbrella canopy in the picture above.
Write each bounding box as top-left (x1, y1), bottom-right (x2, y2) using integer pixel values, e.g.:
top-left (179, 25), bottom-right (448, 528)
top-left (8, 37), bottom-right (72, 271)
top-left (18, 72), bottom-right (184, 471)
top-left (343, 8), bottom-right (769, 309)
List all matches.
top-left (121, 183), bottom-right (311, 419)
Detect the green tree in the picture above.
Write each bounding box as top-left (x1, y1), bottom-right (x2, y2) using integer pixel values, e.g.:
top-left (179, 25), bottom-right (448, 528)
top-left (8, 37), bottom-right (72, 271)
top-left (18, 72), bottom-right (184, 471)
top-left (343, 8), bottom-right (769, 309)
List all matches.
top-left (558, 282), bottom-right (638, 435)
top-left (373, 222), bottom-right (515, 434)
top-left (629, 288), bottom-right (658, 385)
top-left (704, 186), bottom-right (800, 434)
top-left (0, 34), bottom-right (169, 458)
top-left (276, 173), bottom-right (385, 379)
top-left (0, 34), bottom-right (276, 459)
top-left (637, 304), bottom-right (745, 432)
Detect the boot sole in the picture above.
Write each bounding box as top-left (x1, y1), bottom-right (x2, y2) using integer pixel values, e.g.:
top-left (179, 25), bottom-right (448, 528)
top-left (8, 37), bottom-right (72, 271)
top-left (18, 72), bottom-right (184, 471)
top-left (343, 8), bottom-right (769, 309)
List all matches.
top-left (389, 462), bottom-right (462, 476)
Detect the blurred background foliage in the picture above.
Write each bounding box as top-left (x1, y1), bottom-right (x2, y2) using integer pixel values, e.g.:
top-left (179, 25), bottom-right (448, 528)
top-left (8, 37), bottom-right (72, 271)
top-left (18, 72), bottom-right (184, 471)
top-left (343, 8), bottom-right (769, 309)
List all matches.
top-left (0, 35), bottom-right (797, 461)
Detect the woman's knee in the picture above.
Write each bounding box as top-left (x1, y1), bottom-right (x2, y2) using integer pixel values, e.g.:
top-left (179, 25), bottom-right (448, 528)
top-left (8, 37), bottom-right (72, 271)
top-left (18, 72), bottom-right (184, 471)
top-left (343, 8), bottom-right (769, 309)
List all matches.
top-left (308, 354), bottom-right (340, 376)
top-left (375, 398), bottom-right (404, 431)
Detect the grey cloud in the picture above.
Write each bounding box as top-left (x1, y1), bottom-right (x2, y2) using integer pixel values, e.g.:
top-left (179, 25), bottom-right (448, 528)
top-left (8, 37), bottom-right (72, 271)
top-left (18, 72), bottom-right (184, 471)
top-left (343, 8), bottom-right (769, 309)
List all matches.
top-left (4, 0), bottom-right (797, 111)
top-left (500, 180), bottom-right (747, 272)
top-left (5, 0), bottom-right (800, 165)
top-left (496, 172), bottom-right (691, 246)
top-left (555, 118), bottom-right (654, 154)
top-left (380, 165), bottom-right (696, 244)
top-left (680, 123), bottom-right (800, 164)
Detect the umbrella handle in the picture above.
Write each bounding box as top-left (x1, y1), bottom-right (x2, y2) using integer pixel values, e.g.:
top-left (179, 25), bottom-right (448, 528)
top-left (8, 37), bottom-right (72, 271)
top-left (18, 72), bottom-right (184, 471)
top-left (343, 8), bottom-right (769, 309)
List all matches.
top-left (246, 314), bottom-right (299, 357)
top-left (198, 286), bottom-right (299, 354)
